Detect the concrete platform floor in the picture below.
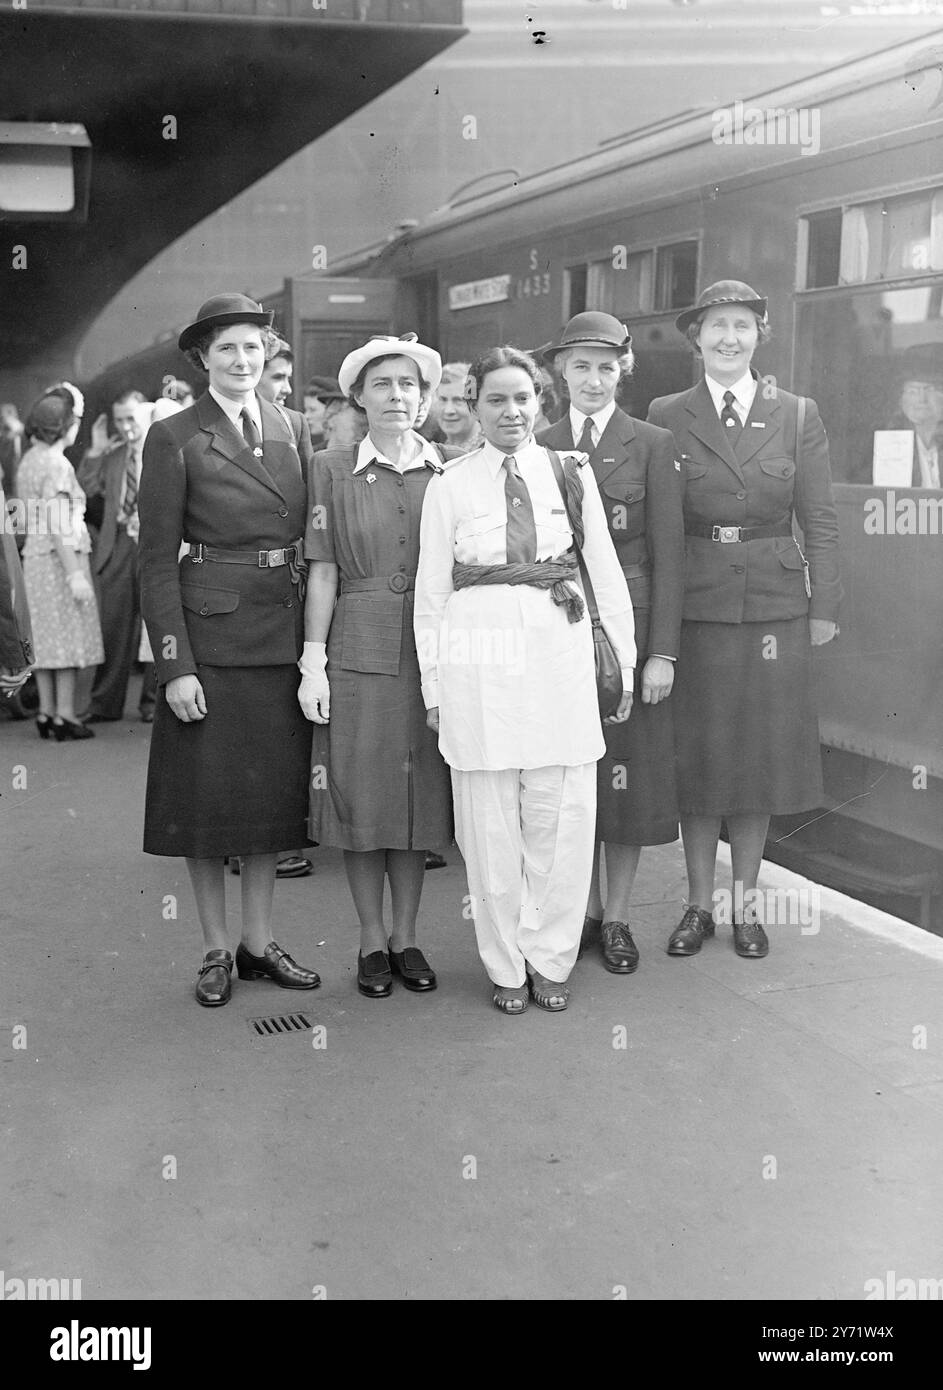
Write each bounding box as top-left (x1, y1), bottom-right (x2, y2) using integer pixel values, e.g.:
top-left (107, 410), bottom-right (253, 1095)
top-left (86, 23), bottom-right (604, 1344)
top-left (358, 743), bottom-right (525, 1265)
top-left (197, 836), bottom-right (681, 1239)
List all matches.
top-left (2, 715), bottom-right (942, 1300)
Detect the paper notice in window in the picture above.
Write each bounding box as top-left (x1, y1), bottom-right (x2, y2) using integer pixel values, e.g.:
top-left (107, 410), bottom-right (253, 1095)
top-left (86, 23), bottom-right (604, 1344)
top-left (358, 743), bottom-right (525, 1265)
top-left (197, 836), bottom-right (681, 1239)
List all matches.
top-left (872, 430), bottom-right (914, 486)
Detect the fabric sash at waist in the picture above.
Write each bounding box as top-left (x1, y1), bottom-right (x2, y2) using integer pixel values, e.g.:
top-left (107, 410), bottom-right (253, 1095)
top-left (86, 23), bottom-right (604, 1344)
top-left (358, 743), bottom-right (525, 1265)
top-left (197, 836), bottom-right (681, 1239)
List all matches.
top-left (339, 574), bottom-right (414, 594)
top-left (452, 551), bottom-right (584, 624)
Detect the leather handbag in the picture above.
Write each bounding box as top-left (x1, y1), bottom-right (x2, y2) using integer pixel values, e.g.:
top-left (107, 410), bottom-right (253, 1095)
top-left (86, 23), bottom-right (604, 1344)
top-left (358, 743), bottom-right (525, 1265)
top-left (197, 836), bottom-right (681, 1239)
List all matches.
top-left (546, 449), bottom-right (624, 718)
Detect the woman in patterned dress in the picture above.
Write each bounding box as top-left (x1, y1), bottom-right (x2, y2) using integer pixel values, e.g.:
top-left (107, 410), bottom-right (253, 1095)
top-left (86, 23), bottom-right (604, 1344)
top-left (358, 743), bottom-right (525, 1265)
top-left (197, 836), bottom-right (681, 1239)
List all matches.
top-left (16, 389), bottom-right (103, 741)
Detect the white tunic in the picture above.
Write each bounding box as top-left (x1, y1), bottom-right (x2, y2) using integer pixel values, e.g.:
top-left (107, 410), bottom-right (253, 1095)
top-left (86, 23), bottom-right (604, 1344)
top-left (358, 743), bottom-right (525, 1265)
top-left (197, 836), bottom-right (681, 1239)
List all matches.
top-left (414, 437), bottom-right (635, 771)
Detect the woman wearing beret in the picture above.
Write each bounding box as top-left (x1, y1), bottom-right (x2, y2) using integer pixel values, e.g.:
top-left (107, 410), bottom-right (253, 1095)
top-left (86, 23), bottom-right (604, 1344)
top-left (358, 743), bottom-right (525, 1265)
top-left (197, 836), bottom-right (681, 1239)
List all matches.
top-left (139, 293), bottom-right (320, 1006)
top-left (298, 334), bottom-right (454, 998)
top-left (647, 281), bottom-right (841, 959)
top-left (415, 345), bottom-right (636, 1015)
top-left (538, 313), bottom-right (684, 975)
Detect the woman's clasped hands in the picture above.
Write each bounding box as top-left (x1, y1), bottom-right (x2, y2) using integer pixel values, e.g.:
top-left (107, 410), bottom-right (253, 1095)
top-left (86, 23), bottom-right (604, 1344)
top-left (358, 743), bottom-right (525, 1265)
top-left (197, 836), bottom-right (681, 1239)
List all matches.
top-left (298, 641), bottom-right (330, 723)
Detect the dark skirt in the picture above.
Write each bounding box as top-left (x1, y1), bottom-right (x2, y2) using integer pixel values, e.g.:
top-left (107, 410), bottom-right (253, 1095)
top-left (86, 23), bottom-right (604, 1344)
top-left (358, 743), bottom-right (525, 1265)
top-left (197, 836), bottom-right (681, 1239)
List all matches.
top-left (310, 593), bottom-right (453, 852)
top-left (596, 606), bottom-right (679, 845)
top-left (143, 664), bottom-right (312, 858)
top-left (673, 616), bottom-right (823, 817)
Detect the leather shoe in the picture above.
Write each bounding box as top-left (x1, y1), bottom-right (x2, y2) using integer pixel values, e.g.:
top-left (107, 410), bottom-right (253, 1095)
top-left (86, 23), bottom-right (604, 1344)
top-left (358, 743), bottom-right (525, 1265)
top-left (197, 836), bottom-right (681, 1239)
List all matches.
top-left (236, 940), bottom-right (320, 989)
top-left (733, 920), bottom-right (769, 958)
top-left (139, 709), bottom-right (154, 724)
top-left (577, 914), bottom-right (602, 961)
top-left (600, 921), bottom-right (639, 974)
top-left (388, 941), bottom-right (437, 992)
top-left (276, 855), bottom-right (313, 878)
top-left (667, 905), bottom-right (715, 956)
top-left (358, 950), bottom-right (392, 998)
top-left (196, 949), bottom-right (234, 1007)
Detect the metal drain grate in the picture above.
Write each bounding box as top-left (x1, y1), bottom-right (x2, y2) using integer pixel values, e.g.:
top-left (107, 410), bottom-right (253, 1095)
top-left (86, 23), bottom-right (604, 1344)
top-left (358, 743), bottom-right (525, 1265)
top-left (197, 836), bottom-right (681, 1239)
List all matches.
top-left (247, 1013), bottom-right (313, 1037)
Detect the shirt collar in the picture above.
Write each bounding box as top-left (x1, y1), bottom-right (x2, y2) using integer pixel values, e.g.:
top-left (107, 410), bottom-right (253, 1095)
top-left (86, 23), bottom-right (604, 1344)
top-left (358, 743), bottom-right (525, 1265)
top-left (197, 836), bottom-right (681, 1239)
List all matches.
top-left (704, 371), bottom-right (756, 418)
top-left (353, 431), bottom-right (443, 474)
top-left (569, 400), bottom-right (616, 443)
top-left (209, 385), bottom-right (262, 431)
top-left (480, 435), bottom-right (541, 479)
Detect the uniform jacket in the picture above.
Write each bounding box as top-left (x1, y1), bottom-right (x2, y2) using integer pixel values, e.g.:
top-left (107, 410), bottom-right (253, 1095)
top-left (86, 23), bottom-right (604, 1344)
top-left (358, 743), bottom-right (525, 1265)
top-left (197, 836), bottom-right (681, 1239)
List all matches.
top-left (138, 391), bottom-right (312, 684)
top-left (77, 439), bottom-right (136, 572)
top-left (0, 493), bottom-right (32, 670)
top-left (647, 375), bottom-right (841, 624)
top-left (537, 406), bottom-right (684, 659)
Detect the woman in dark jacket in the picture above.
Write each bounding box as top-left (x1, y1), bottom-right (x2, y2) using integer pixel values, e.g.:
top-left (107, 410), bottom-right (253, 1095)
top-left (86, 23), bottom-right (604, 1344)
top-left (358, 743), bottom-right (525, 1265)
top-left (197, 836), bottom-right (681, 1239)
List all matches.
top-left (298, 334), bottom-right (454, 999)
top-left (648, 281), bottom-right (841, 959)
top-left (139, 294), bottom-right (320, 1007)
top-left (538, 313), bottom-right (684, 975)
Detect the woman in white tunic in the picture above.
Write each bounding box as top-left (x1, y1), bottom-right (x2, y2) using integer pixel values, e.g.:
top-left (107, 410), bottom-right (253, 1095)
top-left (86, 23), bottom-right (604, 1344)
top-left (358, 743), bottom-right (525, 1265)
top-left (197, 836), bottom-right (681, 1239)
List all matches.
top-left (415, 346), bottom-right (636, 1014)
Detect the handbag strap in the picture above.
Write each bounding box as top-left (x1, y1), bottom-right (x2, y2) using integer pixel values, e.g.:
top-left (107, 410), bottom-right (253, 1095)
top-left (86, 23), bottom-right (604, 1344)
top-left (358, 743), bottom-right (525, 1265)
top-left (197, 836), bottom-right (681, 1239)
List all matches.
top-left (545, 447), bottom-right (602, 623)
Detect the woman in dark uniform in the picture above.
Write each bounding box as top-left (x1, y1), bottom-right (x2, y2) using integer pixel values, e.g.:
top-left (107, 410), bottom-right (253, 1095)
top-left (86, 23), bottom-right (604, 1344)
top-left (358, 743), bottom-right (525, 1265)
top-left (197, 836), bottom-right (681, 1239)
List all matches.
top-left (538, 313), bottom-right (684, 975)
top-left (648, 281), bottom-right (841, 959)
top-left (298, 334), bottom-right (453, 998)
top-left (139, 294), bottom-right (320, 1006)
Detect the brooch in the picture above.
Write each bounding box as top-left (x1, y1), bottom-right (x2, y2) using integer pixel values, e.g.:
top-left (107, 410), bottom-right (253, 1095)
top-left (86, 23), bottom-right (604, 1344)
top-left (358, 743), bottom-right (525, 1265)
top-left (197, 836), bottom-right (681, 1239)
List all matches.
top-left (366, 472), bottom-right (377, 484)
top-left (253, 447), bottom-right (263, 458)
top-left (511, 497), bottom-right (522, 508)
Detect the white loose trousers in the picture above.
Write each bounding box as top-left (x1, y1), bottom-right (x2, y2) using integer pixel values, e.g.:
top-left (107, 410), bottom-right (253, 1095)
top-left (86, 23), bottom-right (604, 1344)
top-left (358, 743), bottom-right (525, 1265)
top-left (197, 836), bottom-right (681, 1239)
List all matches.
top-left (452, 762), bottom-right (596, 987)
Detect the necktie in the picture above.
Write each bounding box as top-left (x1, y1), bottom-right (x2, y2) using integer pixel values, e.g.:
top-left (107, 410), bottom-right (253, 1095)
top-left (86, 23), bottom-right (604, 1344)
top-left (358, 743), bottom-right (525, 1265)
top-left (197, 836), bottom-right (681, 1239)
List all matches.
top-left (577, 417), bottom-right (596, 456)
top-left (721, 390), bottom-right (742, 441)
top-left (241, 408), bottom-right (263, 456)
top-left (503, 455), bottom-right (538, 564)
top-left (121, 450), bottom-right (139, 521)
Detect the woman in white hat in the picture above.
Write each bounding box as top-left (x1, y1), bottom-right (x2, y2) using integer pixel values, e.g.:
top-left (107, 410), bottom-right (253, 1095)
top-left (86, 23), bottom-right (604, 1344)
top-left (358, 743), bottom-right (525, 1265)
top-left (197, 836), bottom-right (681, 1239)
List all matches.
top-left (298, 334), bottom-right (455, 998)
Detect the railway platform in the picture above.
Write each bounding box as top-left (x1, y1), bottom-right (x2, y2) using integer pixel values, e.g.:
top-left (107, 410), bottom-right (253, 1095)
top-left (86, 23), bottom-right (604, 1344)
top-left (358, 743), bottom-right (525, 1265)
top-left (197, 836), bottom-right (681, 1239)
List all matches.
top-left (2, 710), bottom-right (942, 1303)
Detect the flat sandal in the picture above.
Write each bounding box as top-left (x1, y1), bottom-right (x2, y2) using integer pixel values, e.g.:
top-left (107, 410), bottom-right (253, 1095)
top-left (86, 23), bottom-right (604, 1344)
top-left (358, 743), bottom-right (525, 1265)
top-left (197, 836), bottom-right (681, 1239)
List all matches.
top-left (492, 984), bottom-right (528, 1015)
top-left (526, 968), bottom-right (569, 1012)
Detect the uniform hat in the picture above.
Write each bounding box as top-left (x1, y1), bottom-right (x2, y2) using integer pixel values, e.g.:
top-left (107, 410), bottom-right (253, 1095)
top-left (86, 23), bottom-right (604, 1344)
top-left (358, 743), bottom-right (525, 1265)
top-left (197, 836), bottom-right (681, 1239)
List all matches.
top-left (338, 333), bottom-right (442, 397)
top-left (675, 280), bottom-right (768, 335)
top-left (895, 344), bottom-right (943, 386)
top-left (178, 294), bottom-right (274, 352)
top-left (303, 375), bottom-right (345, 401)
top-left (539, 311), bottom-right (632, 364)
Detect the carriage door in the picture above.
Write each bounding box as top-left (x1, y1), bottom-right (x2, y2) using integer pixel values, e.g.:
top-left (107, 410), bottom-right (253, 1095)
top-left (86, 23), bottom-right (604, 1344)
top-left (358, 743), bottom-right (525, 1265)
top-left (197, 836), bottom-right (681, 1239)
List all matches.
top-left (283, 277), bottom-right (398, 401)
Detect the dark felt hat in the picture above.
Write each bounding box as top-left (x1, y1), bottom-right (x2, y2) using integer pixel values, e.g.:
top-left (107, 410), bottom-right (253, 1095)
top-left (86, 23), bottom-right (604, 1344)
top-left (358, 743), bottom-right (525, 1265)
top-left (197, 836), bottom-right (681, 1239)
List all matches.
top-left (178, 294), bottom-right (274, 352)
top-left (303, 375), bottom-right (345, 401)
top-left (675, 280), bottom-right (768, 335)
top-left (895, 344), bottom-right (943, 386)
top-left (539, 311), bottom-right (632, 364)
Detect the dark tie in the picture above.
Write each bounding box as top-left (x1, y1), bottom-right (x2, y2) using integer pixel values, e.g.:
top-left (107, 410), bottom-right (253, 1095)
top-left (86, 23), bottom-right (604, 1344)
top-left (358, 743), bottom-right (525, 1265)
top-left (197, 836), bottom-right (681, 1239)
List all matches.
top-left (121, 450), bottom-right (139, 522)
top-left (577, 416), bottom-right (596, 456)
top-left (241, 408), bottom-right (263, 455)
top-left (721, 390), bottom-right (742, 441)
top-left (503, 455), bottom-right (538, 564)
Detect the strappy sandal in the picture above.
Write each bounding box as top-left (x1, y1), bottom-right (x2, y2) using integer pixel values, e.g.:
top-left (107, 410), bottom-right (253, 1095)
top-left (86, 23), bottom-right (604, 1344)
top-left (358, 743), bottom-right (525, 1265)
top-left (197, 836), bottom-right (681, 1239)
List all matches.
top-left (492, 984), bottom-right (528, 1015)
top-left (526, 968), bottom-right (569, 1012)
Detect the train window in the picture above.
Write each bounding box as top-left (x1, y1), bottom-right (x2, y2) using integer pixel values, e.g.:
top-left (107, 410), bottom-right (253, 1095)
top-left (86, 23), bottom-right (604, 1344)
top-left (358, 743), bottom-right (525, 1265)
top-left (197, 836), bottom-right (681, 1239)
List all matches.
top-left (804, 209), bottom-right (842, 289)
top-left (654, 241), bottom-right (698, 311)
top-left (564, 264), bottom-right (588, 318)
top-left (803, 187), bottom-right (943, 288)
top-left (612, 250), bottom-right (652, 318)
top-left (795, 282), bottom-right (943, 484)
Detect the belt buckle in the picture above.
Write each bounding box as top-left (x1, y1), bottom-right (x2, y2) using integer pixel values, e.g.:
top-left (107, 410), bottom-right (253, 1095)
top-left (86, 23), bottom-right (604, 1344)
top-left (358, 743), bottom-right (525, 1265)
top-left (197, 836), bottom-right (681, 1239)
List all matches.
top-left (712, 525), bottom-right (741, 544)
top-left (259, 548), bottom-right (286, 568)
top-left (190, 544), bottom-right (204, 563)
top-left (388, 573), bottom-right (407, 593)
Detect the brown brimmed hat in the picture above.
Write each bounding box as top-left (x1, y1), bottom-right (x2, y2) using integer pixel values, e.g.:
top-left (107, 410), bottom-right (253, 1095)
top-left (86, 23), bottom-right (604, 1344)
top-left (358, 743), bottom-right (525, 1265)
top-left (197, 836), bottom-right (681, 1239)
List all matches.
top-left (178, 294), bottom-right (274, 353)
top-left (675, 280), bottom-right (768, 335)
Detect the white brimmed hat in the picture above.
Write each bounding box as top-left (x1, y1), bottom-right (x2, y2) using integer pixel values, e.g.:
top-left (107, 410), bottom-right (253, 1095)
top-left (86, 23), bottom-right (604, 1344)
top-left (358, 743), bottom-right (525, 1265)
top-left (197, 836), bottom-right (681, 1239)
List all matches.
top-left (338, 332), bottom-right (442, 397)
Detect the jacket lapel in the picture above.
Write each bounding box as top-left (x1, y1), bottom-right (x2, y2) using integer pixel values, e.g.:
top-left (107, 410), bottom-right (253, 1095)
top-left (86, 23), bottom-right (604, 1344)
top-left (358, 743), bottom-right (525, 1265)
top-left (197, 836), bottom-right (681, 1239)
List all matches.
top-left (685, 378), bottom-right (744, 484)
top-left (196, 392), bottom-right (284, 498)
top-left (593, 408), bottom-right (636, 486)
top-left (735, 380), bottom-right (783, 468)
top-left (539, 418), bottom-right (575, 453)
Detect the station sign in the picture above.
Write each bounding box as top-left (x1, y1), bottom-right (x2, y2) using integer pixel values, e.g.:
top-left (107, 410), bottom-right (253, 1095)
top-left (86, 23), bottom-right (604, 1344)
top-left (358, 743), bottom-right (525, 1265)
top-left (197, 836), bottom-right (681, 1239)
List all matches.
top-left (448, 275), bottom-right (511, 311)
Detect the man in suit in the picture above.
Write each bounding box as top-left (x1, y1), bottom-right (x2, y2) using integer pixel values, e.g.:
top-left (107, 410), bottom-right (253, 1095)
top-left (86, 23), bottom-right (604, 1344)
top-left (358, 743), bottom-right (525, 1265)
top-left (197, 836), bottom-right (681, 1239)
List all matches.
top-left (537, 311), bottom-right (685, 974)
top-left (78, 389), bottom-right (156, 722)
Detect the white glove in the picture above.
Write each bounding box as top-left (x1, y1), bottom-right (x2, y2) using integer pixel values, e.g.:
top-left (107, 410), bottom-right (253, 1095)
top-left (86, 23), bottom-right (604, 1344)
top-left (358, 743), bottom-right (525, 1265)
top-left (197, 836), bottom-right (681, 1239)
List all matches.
top-left (298, 641), bottom-right (330, 723)
top-left (67, 570), bottom-right (95, 603)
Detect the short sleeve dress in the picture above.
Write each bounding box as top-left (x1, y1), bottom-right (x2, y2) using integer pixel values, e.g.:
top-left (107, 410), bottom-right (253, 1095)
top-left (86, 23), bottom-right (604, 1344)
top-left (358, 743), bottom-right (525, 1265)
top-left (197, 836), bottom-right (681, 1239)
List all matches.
top-left (16, 443), bottom-right (103, 669)
top-left (304, 441), bottom-right (453, 852)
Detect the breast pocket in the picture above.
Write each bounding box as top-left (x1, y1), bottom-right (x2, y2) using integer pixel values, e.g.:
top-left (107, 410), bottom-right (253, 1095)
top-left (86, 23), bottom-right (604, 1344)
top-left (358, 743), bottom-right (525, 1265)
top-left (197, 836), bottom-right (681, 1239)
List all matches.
top-left (454, 510), bottom-right (508, 564)
top-left (600, 479), bottom-right (646, 539)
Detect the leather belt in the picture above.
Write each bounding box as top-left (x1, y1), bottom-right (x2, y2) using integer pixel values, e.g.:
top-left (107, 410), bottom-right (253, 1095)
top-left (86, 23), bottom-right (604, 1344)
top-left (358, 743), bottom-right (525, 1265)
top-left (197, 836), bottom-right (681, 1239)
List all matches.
top-left (621, 560), bottom-right (652, 579)
top-left (188, 540), bottom-right (302, 569)
top-left (340, 574), bottom-right (414, 594)
top-left (685, 521), bottom-right (792, 544)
